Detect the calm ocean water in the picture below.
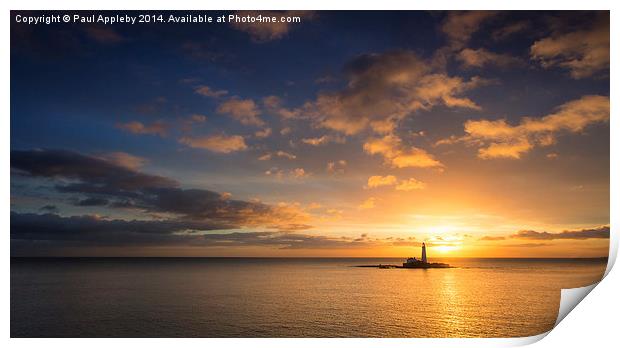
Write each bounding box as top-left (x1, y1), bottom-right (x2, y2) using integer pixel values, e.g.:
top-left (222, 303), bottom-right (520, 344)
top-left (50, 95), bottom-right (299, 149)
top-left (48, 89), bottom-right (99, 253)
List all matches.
top-left (10, 257), bottom-right (607, 337)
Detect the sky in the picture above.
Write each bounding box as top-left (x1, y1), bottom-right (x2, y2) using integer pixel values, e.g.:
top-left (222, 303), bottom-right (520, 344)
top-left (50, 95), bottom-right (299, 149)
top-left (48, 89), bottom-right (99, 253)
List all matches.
top-left (10, 10), bottom-right (610, 257)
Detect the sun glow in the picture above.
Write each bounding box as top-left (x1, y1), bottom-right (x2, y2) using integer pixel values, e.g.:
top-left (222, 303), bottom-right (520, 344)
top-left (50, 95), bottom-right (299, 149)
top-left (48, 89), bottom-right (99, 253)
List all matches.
top-left (424, 224), bottom-right (461, 236)
top-left (433, 245), bottom-right (459, 254)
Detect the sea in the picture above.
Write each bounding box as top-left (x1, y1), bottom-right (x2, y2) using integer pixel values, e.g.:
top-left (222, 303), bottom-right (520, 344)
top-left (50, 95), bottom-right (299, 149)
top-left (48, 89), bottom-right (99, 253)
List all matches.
top-left (10, 257), bottom-right (607, 338)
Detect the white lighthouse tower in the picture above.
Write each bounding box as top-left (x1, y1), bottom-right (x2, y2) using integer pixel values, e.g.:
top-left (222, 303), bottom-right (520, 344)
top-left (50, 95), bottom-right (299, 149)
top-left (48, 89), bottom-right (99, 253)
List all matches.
top-left (421, 242), bottom-right (427, 263)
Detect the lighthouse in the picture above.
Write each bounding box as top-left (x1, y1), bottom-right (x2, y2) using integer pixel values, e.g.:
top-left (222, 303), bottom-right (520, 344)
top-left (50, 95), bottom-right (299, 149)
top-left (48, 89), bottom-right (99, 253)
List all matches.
top-left (401, 242), bottom-right (450, 268)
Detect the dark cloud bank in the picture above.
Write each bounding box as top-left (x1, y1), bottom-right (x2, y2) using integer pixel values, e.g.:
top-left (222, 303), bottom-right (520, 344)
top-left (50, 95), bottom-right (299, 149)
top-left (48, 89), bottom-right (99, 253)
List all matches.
top-left (11, 149), bottom-right (609, 255)
top-left (10, 212), bottom-right (380, 250)
top-left (10, 149), bottom-right (413, 254)
top-left (511, 227), bottom-right (610, 240)
top-left (11, 149), bottom-right (295, 225)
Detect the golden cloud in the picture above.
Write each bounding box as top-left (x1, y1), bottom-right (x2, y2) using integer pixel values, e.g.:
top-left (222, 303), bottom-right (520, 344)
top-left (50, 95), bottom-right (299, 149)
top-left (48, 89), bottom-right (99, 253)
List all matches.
top-left (358, 197), bottom-right (377, 210)
top-left (217, 97), bottom-right (264, 126)
top-left (395, 178), bottom-right (427, 191)
top-left (258, 153), bottom-right (272, 161)
top-left (275, 151), bottom-right (296, 160)
top-left (365, 175), bottom-right (427, 191)
top-left (477, 139), bottom-right (533, 159)
top-left (97, 152), bottom-right (147, 171)
top-left (366, 175), bottom-right (397, 188)
top-left (363, 135), bottom-right (443, 168)
top-left (438, 95), bottom-right (610, 159)
top-left (179, 134), bottom-right (247, 153)
top-left (302, 51), bottom-right (485, 135)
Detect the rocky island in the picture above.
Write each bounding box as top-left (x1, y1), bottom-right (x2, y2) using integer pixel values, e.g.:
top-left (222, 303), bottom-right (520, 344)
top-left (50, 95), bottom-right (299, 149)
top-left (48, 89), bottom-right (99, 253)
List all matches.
top-left (356, 242), bottom-right (452, 269)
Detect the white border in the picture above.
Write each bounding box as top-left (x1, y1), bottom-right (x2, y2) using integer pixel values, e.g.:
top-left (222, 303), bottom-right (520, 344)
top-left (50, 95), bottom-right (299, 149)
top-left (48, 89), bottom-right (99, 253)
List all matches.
top-left (3, 1), bottom-right (617, 347)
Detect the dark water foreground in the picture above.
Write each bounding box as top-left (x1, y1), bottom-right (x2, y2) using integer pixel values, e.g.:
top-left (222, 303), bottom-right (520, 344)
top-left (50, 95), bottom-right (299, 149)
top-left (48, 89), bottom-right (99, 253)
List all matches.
top-left (11, 257), bottom-right (607, 338)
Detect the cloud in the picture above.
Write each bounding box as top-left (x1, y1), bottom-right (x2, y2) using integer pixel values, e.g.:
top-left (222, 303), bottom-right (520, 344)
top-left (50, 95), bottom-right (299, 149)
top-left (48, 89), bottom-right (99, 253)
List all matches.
top-left (492, 20), bottom-right (530, 41)
top-left (511, 226), bottom-right (609, 240)
top-left (264, 167), bottom-right (309, 180)
top-left (203, 232), bottom-right (362, 250)
top-left (217, 97), bottom-right (264, 126)
top-left (441, 11), bottom-right (497, 49)
top-left (363, 134), bottom-right (443, 168)
top-left (75, 197), bottom-right (109, 206)
top-left (303, 50), bottom-right (486, 135)
top-left (11, 212), bottom-right (423, 252)
top-left (358, 197), bottom-right (376, 210)
top-left (291, 168), bottom-right (308, 179)
top-left (546, 153), bottom-right (559, 159)
top-left (229, 11), bottom-right (316, 42)
top-left (457, 48), bottom-right (521, 69)
top-left (530, 14), bottom-right (609, 79)
top-left (255, 128), bottom-right (272, 138)
top-left (268, 223), bottom-right (314, 232)
top-left (415, 74), bottom-right (486, 110)
top-left (390, 237), bottom-right (420, 247)
top-left (506, 243), bottom-right (550, 248)
top-left (326, 160), bottom-right (347, 174)
top-left (179, 134), bottom-right (248, 153)
top-left (263, 95), bottom-right (301, 119)
top-left (117, 121), bottom-right (168, 137)
top-left (39, 205), bottom-right (58, 212)
top-left (479, 235), bottom-right (506, 241)
top-left (366, 175), bottom-right (397, 188)
top-left (395, 178), bottom-right (427, 191)
top-left (10, 212), bottom-right (234, 246)
top-left (259, 151), bottom-right (296, 160)
top-left (84, 25), bottom-right (124, 44)
top-left (276, 151), bottom-right (296, 160)
top-left (301, 134), bottom-right (346, 146)
top-left (11, 149), bottom-right (177, 192)
top-left (195, 85), bottom-right (228, 98)
top-left (11, 149), bottom-right (310, 231)
top-left (477, 138), bottom-right (533, 159)
top-left (365, 175), bottom-right (427, 191)
top-left (144, 188), bottom-right (303, 225)
top-left (438, 95), bottom-right (610, 159)
top-left (180, 114), bottom-right (208, 132)
top-left (264, 167), bottom-right (284, 178)
top-left (306, 202), bottom-right (322, 210)
top-left (97, 152), bottom-right (147, 170)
